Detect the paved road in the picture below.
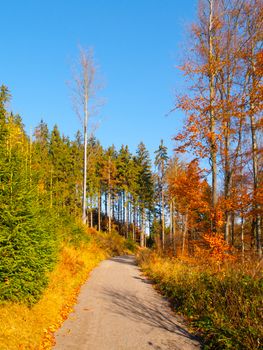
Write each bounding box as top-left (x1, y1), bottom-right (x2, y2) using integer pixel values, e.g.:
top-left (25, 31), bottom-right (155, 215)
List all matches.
top-left (53, 255), bottom-right (200, 350)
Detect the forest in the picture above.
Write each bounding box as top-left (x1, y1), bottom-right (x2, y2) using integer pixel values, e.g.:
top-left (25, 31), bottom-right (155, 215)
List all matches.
top-left (0, 0), bottom-right (262, 349)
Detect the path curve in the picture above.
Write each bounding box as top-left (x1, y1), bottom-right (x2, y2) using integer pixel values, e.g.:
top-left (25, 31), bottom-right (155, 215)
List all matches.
top-left (53, 255), bottom-right (200, 350)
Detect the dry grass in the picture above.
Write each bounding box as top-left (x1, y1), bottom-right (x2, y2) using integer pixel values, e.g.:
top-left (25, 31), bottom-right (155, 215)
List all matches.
top-left (0, 240), bottom-right (107, 350)
top-left (137, 249), bottom-right (263, 349)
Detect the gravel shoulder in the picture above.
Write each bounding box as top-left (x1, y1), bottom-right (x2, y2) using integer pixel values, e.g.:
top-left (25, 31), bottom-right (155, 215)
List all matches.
top-left (53, 255), bottom-right (200, 350)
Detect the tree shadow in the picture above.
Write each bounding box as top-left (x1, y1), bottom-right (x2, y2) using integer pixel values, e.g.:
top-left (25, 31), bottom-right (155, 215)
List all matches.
top-left (109, 255), bottom-right (137, 266)
top-left (102, 287), bottom-right (200, 347)
top-left (133, 276), bottom-right (153, 284)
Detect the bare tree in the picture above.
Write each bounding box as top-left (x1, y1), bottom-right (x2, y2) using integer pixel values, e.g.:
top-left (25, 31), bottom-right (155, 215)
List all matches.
top-left (71, 47), bottom-right (98, 224)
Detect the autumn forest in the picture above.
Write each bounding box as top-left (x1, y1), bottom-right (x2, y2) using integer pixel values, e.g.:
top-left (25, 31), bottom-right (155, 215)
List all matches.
top-left (0, 0), bottom-right (262, 349)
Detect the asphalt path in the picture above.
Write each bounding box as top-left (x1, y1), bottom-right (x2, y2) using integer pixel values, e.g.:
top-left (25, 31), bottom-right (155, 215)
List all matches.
top-left (53, 255), bottom-right (200, 350)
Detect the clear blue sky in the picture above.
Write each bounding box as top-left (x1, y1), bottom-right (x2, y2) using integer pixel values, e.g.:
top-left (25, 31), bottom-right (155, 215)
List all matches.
top-left (1, 0), bottom-right (197, 159)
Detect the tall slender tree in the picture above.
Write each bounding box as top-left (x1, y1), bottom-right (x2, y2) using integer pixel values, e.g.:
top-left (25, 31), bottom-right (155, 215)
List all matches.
top-left (71, 47), bottom-right (99, 224)
top-left (154, 140), bottom-right (168, 249)
top-left (135, 142), bottom-right (154, 247)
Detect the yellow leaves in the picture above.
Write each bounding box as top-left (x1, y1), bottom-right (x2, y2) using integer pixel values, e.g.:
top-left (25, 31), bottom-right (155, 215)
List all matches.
top-left (6, 117), bottom-right (27, 152)
top-left (38, 182), bottom-right (46, 193)
top-left (0, 241), bottom-right (106, 350)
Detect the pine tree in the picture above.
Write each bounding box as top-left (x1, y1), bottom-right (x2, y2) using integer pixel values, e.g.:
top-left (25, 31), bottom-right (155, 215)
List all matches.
top-left (116, 145), bottom-right (133, 237)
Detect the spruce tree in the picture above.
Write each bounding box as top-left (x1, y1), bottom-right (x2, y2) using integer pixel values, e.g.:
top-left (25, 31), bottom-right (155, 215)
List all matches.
top-left (154, 140), bottom-right (168, 249)
top-left (135, 142), bottom-right (154, 246)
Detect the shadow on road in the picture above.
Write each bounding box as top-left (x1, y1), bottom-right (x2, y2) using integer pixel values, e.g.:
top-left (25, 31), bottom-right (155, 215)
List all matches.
top-left (109, 255), bottom-right (137, 266)
top-left (133, 276), bottom-right (153, 284)
top-left (102, 287), bottom-right (199, 345)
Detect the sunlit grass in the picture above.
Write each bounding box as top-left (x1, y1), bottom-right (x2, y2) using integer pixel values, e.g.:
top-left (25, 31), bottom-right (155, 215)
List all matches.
top-left (137, 249), bottom-right (263, 350)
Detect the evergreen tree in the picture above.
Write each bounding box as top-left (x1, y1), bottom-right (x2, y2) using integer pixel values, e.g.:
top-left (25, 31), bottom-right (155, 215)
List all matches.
top-left (116, 145), bottom-right (132, 237)
top-left (0, 107), bottom-right (56, 305)
top-left (100, 146), bottom-right (117, 233)
top-left (135, 142), bottom-right (154, 246)
top-left (154, 140), bottom-right (168, 249)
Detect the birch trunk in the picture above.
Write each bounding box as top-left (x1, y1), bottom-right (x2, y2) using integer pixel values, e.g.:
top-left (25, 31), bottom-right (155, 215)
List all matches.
top-left (161, 185), bottom-right (165, 250)
top-left (98, 189), bottom-right (101, 231)
top-left (250, 51), bottom-right (262, 257)
top-left (208, 0), bottom-right (218, 232)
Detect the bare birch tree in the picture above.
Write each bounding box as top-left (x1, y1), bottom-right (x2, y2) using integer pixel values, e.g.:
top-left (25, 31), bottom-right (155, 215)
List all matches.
top-left (71, 47), bottom-right (99, 224)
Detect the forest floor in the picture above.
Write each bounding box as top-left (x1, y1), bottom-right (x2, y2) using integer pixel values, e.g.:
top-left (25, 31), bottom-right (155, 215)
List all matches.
top-left (53, 255), bottom-right (200, 350)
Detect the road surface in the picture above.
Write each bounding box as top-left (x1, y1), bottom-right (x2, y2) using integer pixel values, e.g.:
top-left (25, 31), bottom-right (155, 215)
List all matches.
top-left (53, 255), bottom-right (200, 350)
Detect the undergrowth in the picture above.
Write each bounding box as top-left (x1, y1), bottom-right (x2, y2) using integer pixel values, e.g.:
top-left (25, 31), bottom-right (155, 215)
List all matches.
top-left (0, 221), bottom-right (134, 350)
top-left (137, 249), bottom-right (263, 350)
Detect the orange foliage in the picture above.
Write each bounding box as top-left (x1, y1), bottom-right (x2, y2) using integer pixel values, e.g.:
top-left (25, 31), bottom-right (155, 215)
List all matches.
top-left (167, 159), bottom-right (209, 216)
top-left (203, 233), bottom-right (235, 264)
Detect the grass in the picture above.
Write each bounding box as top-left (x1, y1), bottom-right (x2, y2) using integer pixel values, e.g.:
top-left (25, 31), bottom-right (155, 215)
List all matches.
top-left (137, 249), bottom-right (263, 350)
top-left (0, 238), bottom-right (106, 350)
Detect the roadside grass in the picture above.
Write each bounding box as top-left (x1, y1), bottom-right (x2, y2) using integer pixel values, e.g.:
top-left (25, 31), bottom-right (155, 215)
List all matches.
top-left (0, 239), bottom-right (106, 350)
top-left (0, 228), bottom-right (134, 350)
top-left (137, 249), bottom-right (263, 350)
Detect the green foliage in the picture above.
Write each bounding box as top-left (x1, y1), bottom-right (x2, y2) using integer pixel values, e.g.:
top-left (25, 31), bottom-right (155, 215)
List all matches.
top-left (54, 212), bottom-right (90, 246)
top-left (138, 252), bottom-right (263, 350)
top-left (0, 86), bottom-right (147, 307)
top-left (124, 237), bottom-right (137, 253)
top-left (0, 208), bottom-right (57, 305)
top-left (0, 153), bottom-right (58, 305)
top-left (135, 142), bottom-right (154, 209)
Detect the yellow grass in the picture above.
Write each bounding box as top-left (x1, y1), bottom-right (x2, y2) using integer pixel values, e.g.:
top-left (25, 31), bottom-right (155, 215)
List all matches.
top-left (0, 241), bottom-right (107, 350)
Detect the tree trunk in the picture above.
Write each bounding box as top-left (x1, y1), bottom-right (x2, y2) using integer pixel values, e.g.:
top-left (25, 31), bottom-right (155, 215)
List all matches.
top-left (108, 156), bottom-right (111, 233)
top-left (105, 192), bottom-right (107, 218)
top-left (125, 191), bottom-right (129, 238)
top-left (250, 112), bottom-right (262, 257)
top-left (241, 215), bottom-right (245, 262)
top-left (112, 193), bottom-right (115, 223)
top-left (132, 201), bottom-right (136, 241)
top-left (208, 0), bottom-right (218, 233)
top-left (90, 197), bottom-right (93, 228)
top-left (140, 208), bottom-right (145, 247)
top-left (224, 117), bottom-right (231, 243)
top-left (173, 205), bottom-right (177, 255)
top-left (50, 167), bottom-right (53, 209)
top-left (108, 190), bottom-right (111, 233)
top-left (82, 94), bottom-right (88, 224)
top-left (182, 209), bottom-right (188, 255)
top-left (161, 185), bottom-right (165, 250)
top-left (231, 212), bottom-right (235, 246)
top-left (169, 201), bottom-right (173, 244)
top-left (98, 189), bottom-right (101, 231)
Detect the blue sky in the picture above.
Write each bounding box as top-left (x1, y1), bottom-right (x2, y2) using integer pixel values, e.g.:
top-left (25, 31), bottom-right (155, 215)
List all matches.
top-left (1, 0), bottom-right (197, 159)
